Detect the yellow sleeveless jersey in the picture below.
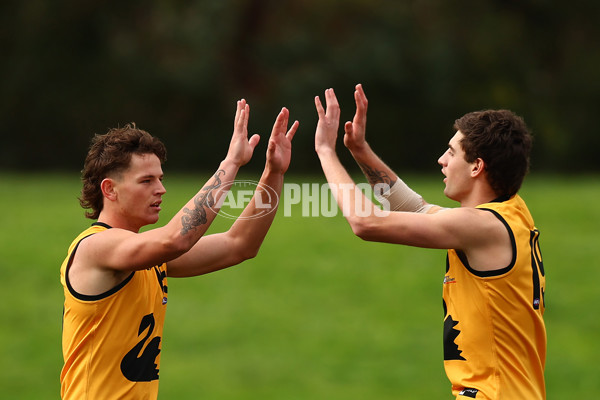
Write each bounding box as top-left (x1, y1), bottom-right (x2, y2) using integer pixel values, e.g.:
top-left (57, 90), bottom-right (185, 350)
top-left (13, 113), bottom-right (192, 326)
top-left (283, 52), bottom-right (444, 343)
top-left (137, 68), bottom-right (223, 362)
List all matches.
top-left (60, 223), bottom-right (169, 400)
top-left (443, 195), bottom-right (546, 399)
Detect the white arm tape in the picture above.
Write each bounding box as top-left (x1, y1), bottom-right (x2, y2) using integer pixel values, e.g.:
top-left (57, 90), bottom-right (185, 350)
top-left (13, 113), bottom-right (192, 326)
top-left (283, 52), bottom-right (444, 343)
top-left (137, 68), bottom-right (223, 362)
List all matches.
top-left (374, 178), bottom-right (434, 213)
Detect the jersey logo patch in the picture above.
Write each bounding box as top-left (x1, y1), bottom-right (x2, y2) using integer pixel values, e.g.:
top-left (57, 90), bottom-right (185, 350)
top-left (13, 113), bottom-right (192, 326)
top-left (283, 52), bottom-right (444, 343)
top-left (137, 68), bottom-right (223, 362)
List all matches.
top-left (443, 275), bottom-right (456, 284)
top-left (458, 387), bottom-right (479, 398)
top-left (121, 313), bottom-right (161, 382)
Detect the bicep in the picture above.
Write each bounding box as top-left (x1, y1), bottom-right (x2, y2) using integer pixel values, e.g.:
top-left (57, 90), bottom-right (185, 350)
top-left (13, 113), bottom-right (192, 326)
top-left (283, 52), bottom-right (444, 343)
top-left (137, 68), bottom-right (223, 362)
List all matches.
top-left (83, 227), bottom-right (184, 272)
top-left (358, 208), bottom-right (484, 250)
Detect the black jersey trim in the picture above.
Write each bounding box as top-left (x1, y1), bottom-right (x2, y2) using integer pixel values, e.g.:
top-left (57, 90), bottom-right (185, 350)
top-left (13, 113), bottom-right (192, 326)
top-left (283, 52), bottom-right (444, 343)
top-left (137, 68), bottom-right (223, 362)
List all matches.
top-left (459, 208), bottom-right (517, 278)
top-left (65, 227), bottom-right (135, 302)
top-left (490, 194), bottom-right (511, 203)
top-left (92, 221), bottom-right (112, 229)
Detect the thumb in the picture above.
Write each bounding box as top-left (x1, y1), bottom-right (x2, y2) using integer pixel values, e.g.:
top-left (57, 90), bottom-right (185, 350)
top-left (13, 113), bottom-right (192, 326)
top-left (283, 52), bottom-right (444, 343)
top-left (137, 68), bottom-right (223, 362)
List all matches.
top-left (267, 138), bottom-right (276, 156)
top-left (344, 121), bottom-right (354, 136)
top-left (248, 134), bottom-right (260, 151)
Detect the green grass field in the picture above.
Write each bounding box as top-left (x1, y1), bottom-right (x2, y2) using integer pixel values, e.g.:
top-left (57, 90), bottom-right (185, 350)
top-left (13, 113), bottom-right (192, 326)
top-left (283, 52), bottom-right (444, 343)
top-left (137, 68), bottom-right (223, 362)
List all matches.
top-left (1, 172), bottom-right (599, 399)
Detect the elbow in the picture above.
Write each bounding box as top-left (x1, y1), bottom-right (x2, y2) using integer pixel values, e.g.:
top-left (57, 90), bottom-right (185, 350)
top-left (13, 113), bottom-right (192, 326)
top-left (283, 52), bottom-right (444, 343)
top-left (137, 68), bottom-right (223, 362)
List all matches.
top-left (162, 233), bottom-right (195, 260)
top-left (237, 243), bottom-right (261, 262)
top-left (228, 248), bottom-right (258, 266)
top-left (230, 237), bottom-right (262, 264)
top-left (349, 216), bottom-right (379, 242)
top-left (241, 248), bottom-right (259, 262)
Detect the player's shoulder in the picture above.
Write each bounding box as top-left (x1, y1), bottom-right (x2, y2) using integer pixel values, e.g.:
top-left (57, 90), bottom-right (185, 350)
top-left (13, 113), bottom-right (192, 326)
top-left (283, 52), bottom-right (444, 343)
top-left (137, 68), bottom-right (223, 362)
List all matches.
top-left (87, 224), bottom-right (134, 238)
top-left (433, 206), bottom-right (505, 232)
top-left (431, 205), bottom-right (487, 219)
top-left (76, 226), bottom-right (136, 255)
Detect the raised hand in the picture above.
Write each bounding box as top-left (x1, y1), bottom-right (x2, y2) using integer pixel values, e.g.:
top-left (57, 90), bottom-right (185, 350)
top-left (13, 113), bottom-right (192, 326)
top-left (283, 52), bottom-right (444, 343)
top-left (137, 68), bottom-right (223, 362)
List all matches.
top-left (266, 107), bottom-right (299, 174)
top-left (225, 99), bottom-right (261, 167)
top-left (343, 84), bottom-right (369, 153)
top-left (314, 88), bottom-right (341, 154)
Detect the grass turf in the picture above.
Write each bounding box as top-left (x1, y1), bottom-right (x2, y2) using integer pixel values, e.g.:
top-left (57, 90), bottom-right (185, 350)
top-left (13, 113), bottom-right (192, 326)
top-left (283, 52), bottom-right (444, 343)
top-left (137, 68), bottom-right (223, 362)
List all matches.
top-left (0, 172), bottom-right (598, 399)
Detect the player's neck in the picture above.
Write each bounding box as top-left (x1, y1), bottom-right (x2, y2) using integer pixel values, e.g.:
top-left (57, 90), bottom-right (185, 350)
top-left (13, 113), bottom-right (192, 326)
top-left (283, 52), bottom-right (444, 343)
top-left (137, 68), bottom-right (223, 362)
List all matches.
top-left (459, 184), bottom-right (499, 208)
top-left (97, 210), bottom-right (143, 233)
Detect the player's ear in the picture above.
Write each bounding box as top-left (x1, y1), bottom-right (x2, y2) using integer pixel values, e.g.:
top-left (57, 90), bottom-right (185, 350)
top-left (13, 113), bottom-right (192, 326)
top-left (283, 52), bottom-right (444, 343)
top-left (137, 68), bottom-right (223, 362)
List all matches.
top-left (101, 178), bottom-right (117, 201)
top-left (471, 158), bottom-right (485, 178)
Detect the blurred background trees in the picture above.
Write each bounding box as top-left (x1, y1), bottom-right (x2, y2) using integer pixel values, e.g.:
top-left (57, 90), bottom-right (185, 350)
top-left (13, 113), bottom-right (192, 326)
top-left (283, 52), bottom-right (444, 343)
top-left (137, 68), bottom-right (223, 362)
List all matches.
top-left (1, 0), bottom-right (598, 173)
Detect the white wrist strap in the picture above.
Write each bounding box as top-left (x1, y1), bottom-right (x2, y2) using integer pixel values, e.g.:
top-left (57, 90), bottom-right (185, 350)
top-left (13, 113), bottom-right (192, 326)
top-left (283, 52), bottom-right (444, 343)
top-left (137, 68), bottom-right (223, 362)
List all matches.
top-left (375, 178), bottom-right (434, 213)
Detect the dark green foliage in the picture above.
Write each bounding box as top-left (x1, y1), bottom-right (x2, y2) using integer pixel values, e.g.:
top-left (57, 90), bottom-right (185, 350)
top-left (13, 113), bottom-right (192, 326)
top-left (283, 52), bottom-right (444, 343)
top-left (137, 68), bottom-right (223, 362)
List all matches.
top-left (2, 1), bottom-right (599, 172)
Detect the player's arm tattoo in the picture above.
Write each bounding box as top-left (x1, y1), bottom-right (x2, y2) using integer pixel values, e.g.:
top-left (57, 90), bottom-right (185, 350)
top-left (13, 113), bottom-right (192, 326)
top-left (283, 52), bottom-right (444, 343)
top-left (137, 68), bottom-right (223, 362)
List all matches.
top-left (180, 170), bottom-right (225, 235)
top-left (358, 162), bottom-right (396, 188)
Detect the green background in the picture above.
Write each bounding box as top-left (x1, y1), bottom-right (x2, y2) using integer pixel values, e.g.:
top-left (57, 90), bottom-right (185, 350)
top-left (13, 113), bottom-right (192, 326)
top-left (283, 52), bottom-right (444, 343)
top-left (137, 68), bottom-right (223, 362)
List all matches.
top-left (1, 173), bottom-right (598, 399)
top-left (2, 0), bottom-right (599, 397)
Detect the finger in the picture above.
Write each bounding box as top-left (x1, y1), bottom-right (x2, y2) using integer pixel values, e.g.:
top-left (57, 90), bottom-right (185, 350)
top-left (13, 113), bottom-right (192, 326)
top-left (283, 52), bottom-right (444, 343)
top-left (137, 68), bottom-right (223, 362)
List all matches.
top-left (324, 88), bottom-right (340, 119)
top-left (278, 107), bottom-right (290, 132)
top-left (272, 107), bottom-right (289, 138)
top-left (234, 108), bottom-right (245, 132)
top-left (233, 99), bottom-right (246, 128)
top-left (315, 96), bottom-right (325, 118)
top-left (353, 90), bottom-right (367, 127)
top-left (286, 120), bottom-right (300, 141)
top-left (355, 85), bottom-right (368, 111)
top-left (235, 108), bottom-right (249, 137)
top-left (325, 88), bottom-right (338, 105)
top-left (356, 83), bottom-right (366, 98)
top-left (242, 104), bottom-right (250, 136)
top-left (233, 100), bottom-right (240, 128)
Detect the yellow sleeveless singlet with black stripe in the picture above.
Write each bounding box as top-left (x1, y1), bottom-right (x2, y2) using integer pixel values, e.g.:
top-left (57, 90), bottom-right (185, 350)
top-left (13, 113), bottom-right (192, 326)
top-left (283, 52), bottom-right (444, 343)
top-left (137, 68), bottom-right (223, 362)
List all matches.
top-left (60, 222), bottom-right (168, 400)
top-left (443, 195), bottom-right (546, 399)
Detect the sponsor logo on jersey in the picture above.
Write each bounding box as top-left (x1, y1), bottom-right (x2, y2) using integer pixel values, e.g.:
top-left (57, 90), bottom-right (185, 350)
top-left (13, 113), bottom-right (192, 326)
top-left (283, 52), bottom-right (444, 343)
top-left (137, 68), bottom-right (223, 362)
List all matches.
top-left (458, 387), bottom-right (479, 398)
top-left (443, 275), bottom-right (456, 284)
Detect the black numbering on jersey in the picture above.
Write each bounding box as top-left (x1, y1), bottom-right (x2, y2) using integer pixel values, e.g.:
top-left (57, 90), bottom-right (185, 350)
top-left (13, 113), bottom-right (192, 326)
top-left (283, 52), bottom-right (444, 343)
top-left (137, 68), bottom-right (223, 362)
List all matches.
top-left (529, 229), bottom-right (545, 310)
top-left (120, 313), bottom-right (161, 382)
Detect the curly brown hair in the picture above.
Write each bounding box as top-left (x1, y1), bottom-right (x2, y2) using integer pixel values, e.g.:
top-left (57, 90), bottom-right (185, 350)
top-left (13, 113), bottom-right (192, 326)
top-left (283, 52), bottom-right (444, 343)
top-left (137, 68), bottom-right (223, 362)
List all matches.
top-left (454, 110), bottom-right (532, 198)
top-left (79, 123), bottom-right (167, 219)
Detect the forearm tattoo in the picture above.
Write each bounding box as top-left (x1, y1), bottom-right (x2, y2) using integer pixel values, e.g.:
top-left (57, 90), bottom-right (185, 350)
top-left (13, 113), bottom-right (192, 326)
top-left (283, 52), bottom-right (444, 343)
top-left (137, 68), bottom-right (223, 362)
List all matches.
top-left (180, 170), bottom-right (225, 235)
top-left (358, 163), bottom-right (396, 187)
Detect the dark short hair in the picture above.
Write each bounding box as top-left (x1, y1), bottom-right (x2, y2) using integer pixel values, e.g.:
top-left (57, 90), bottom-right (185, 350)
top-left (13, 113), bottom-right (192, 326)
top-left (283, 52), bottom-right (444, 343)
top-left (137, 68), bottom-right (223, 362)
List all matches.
top-left (79, 123), bottom-right (167, 219)
top-left (454, 110), bottom-right (532, 198)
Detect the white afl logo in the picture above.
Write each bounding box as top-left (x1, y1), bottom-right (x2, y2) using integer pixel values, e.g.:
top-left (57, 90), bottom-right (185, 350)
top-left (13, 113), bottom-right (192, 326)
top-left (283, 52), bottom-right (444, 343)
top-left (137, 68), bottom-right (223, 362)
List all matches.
top-left (208, 180), bottom-right (279, 220)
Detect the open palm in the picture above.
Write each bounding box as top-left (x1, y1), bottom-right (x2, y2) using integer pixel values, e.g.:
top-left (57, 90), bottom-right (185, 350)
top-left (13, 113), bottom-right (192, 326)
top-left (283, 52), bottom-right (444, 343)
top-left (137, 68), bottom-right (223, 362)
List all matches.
top-left (266, 107), bottom-right (299, 174)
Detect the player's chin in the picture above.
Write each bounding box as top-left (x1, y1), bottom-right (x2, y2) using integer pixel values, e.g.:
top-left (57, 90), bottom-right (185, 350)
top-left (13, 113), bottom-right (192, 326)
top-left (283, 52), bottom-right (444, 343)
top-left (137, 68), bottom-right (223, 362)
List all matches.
top-left (442, 186), bottom-right (455, 201)
top-left (145, 211), bottom-right (161, 225)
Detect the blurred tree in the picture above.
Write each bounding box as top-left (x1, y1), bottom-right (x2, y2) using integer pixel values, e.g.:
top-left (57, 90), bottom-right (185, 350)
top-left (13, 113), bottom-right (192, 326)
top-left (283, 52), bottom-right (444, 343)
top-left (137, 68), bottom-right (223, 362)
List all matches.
top-left (0, 0), bottom-right (598, 172)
